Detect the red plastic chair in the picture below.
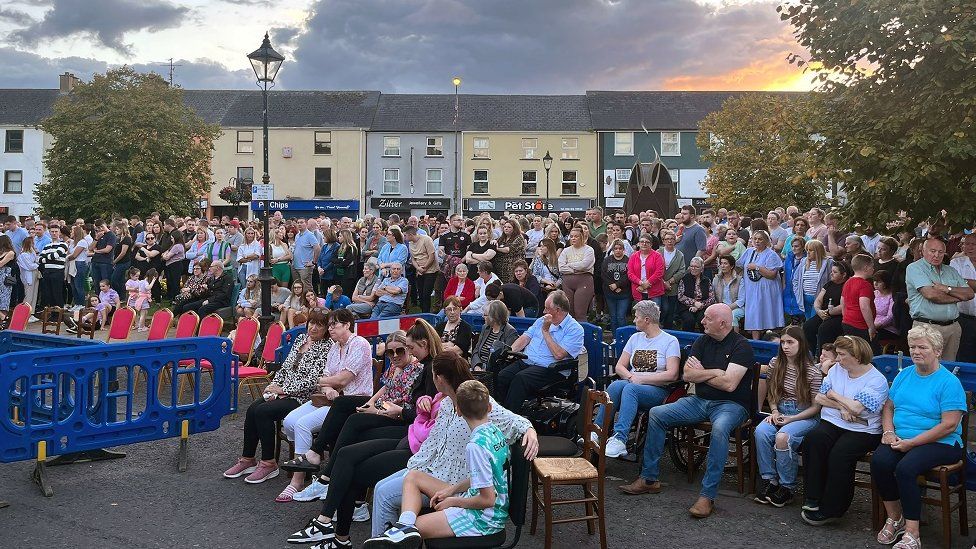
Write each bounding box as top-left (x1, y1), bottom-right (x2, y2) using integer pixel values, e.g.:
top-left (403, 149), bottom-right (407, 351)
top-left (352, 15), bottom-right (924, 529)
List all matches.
top-left (106, 307), bottom-right (136, 343)
top-left (234, 318), bottom-right (270, 401)
top-left (174, 311), bottom-right (200, 338)
top-left (146, 308), bottom-right (173, 341)
top-left (6, 303), bottom-right (31, 331)
top-left (197, 313), bottom-right (224, 337)
top-left (261, 321), bottom-right (286, 368)
top-left (178, 313), bottom-right (224, 403)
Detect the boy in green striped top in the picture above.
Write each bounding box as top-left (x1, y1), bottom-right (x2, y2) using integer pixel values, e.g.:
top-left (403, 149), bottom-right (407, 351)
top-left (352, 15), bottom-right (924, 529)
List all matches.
top-left (364, 380), bottom-right (510, 547)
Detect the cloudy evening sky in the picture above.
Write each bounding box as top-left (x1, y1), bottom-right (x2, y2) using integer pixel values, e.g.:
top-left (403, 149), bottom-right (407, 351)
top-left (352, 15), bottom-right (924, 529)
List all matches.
top-left (0, 0), bottom-right (816, 92)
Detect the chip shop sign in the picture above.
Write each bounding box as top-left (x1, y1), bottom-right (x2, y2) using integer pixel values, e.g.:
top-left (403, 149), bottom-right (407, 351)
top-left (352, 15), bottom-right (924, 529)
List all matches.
top-left (465, 198), bottom-right (592, 213)
top-left (251, 200), bottom-right (359, 212)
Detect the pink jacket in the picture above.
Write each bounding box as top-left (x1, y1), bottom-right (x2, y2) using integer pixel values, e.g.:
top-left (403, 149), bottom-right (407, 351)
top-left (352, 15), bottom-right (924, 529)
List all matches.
top-left (627, 251), bottom-right (665, 300)
top-left (408, 392), bottom-right (445, 453)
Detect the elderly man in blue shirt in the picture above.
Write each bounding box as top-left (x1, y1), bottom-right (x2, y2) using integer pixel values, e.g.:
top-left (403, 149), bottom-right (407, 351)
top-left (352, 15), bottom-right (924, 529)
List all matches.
top-left (370, 262), bottom-right (409, 319)
top-left (496, 289), bottom-right (584, 411)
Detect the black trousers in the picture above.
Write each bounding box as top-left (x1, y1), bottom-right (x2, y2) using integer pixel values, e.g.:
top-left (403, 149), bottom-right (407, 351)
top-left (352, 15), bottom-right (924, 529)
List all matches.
top-left (841, 323), bottom-right (881, 354)
top-left (679, 308), bottom-right (705, 332)
top-left (243, 397), bottom-right (300, 461)
top-left (802, 421), bottom-right (881, 518)
top-left (165, 262), bottom-right (183, 301)
top-left (415, 272), bottom-right (437, 313)
top-left (319, 411), bottom-right (407, 478)
top-left (957, 314), bottom-right (976, 363)
top-left (320, 438), bottom-right (410, 536)
top-left (803, 314), bottom-right (843, 354)
top-left (310, 395), bottom-right (371, 455)
top-left (496, 360), bottom-right (564, 412)
top-left (871, 442), bottom-right (963, 521)
top-left (40, 269), bottom-right (65, 308)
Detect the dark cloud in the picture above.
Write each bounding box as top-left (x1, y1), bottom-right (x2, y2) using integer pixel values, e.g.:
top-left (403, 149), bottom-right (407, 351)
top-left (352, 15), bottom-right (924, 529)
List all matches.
top-left (0, 8), bottom-right (34, 25)
top-left (278, 0), bottom-right (798, 92)
top-left (10, 0), bottom-right (189, 55)
top-left (220, 0), bottom-right (275, 5)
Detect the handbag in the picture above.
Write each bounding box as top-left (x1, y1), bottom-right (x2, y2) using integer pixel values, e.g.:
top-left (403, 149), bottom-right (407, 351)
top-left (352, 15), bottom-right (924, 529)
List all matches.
top-left (310, 388), bottom-right (341, 408)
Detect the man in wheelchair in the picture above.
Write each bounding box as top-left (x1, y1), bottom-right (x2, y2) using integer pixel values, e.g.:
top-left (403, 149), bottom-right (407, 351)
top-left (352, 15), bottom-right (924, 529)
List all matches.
top-left (491, 290), bottom-right (585, 412)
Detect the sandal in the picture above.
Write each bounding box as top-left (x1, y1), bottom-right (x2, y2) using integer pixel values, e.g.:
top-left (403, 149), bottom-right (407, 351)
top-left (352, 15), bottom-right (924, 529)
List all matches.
top-left (892, 531), bottom-right (920, 549)
top-left (280, 454), bottom-right (321, 474)
top-left (275, 485), bottom-right (298, 503)
top-left (878, 516), bottom-right (906, 545)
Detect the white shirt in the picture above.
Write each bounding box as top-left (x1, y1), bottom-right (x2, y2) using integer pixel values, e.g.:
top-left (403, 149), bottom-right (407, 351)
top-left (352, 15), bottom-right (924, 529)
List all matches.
top-left (73, 234), bottom-right (93, 262)
top-left (949, 255), bottom-right (976, 316)
top-left (238, 240), bottom-right (264, 279)
top-left (861, 233), bottom-right (882, 255)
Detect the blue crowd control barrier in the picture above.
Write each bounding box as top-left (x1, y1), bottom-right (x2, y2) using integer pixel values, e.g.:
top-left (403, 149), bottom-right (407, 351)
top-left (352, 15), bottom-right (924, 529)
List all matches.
top-left (1, 335), bottom-right (237, 495)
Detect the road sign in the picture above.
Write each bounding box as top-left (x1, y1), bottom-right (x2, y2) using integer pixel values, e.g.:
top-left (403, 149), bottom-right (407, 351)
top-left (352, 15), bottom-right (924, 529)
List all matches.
top-left (251, 184), bottom-right (273, 201)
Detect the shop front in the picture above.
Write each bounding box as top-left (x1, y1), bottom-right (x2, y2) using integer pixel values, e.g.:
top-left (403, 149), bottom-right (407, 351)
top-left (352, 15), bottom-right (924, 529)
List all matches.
top-left (370, 197), bottom-right (452, 220)
top-left (250, 199), bottom-right (360, 219)
top-left (462, 198), bottom-right (593, 218)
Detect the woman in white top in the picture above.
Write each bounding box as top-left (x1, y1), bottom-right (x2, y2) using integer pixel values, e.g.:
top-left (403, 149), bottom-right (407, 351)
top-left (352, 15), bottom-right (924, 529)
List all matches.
top-left (270, 225), bottom-right (293, 286)
top-left (17, 236), bottom-right (40, 314)
top-left (557, 226), bottom-right (595, 322)
top-left (66, 225), bottom-right (92, 309)
top-left (596, 300), bottom-right (680, 458)
top-left (237, 227), bottom-right (263, 283)
top-left (801, 335), bottom-right (888, 525)
top-left (184, 228), bottom-right (209, 274)
top-left (793, 239), bottom-right (833, 321)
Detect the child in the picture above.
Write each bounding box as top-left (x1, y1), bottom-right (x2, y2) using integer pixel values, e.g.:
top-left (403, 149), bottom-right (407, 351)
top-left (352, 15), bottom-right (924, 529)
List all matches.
top-left (236, 275), bottom-right (259, 319)
top-left (841, 254), bottom-right (876, 347)
top-left (365, 380), bottom-right (509, 547)
top-left (71, 281), bottom-right (120, 333)
top-left (818, 343), bottom-right (837, 375)
top-left (134, 268), bottom-right (158, 331)
top-left (323, 284), bottom-right (350, 310)
top-left (125, 267), bottom-right (142, 311)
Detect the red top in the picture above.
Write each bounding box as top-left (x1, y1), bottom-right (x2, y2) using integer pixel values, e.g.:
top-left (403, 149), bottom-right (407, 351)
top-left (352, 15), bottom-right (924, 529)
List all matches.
top-left (626, 251), bottom-right (666, 300)
top-left (443, 276), bottom-right (475, 308)
top-left (842, 276), bottom-right (875, 329)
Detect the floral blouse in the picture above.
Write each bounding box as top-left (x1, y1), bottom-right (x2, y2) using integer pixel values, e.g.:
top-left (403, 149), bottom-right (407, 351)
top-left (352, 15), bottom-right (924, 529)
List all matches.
top-left (381, 359), bottom-right (425, 406)
top-left (272, 333), bottom-right (333, 403)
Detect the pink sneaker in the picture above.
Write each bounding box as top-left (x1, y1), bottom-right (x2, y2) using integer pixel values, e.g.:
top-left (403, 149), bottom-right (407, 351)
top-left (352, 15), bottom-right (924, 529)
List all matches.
top-left (223, 458), bottom-right (257, 479)
top-left (244, 461), bottom-right (280, 484)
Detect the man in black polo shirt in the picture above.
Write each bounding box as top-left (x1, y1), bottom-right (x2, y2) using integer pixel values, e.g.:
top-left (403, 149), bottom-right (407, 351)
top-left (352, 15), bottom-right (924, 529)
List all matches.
top-left (499, 282), bottom-right (537, 317)
top-left (620, 303), bottom-right (755, 519)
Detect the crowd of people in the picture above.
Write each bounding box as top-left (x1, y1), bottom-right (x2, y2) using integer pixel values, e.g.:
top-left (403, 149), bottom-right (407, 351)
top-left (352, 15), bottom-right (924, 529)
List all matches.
top-left (2, 203), bottom-right (975, 548)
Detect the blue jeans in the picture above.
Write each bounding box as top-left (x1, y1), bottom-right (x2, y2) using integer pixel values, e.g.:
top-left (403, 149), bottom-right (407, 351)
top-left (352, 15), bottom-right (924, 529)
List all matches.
top-left (803, 294), bottom-right (817, 320)
top-left (660, 295), bottom-right (678, 329)
top-left (605, 293), bottom-right (631, 333)
top-left (597, 379), bottom-right (669, 443)
top-left (110, 261), bottom-right (130, 296)
top-left (72, 261), bottom-right (89, 305)
top-left (370, 301), bottom-right (403, 319)
top-left (91, 262), bottom-right (112, 288)
top-left (372, 468), bottom-right (429, 536)
top-left (640, 395), bottom-right (748, 499)
top-left (754, 401), bottom-right (818, 488)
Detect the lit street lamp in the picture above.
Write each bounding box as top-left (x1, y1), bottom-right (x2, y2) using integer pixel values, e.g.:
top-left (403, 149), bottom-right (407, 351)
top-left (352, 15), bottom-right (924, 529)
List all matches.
top-left (543, 150), bottom-right (553, 205)
top-left (247, 32), bottom-right (284, 335)
top-left (452, 76), bottom-right (461, 215)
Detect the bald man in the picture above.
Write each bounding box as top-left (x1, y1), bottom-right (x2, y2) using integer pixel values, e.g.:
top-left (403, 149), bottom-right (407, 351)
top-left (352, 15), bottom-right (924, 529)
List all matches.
top-left (620, 303), bottom-right (755, 519)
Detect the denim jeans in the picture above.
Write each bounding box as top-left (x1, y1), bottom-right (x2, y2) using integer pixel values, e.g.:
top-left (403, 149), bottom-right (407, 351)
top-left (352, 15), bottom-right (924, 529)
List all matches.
top-left (370, 301), bottom-right (403, 319)
top-left (372, 468), bottom-right (429, 536)
top-left (72, 261), bottom-right (89, 305)
top-left (605, 293), bottom-right (631, 333)
top-left (91, 262), bottom-right (112, 288)
top-left (110, 261), bottom-right (130, 296)
top-left (597, 379), bottom-right (668, 443)
top-left (640, 395), bottom-right (748, 499)
top-left (754, 400), bottom-right (819, 488)
top-left (660, 295), bottom-right (678, 329)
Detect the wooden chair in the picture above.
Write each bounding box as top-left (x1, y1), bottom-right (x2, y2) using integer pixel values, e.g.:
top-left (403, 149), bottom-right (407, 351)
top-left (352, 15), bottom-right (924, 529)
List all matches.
top-left (40, 306), bottom-right (63, 335)
top-left (531, 389), bottom-right (611, 549)
top-left (72, 307), bottom-right (97, 339)
top-left (105, 307), bottom-right (136, 343)
top-left (6, 303), bottom-right (31, 331)
top-left (679, 362), bottom-right (761, 495)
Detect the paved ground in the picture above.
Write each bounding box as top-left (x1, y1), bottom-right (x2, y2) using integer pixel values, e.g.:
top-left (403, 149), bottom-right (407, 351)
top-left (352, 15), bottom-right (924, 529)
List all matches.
top-left (4, 322), bottom-right (975, 548)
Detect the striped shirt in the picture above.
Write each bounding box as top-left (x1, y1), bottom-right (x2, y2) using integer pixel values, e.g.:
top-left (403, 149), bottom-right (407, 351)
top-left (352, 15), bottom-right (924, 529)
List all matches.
top-left (768, 357), bottom-right (823, 406)
top-left (40, 241), bottom-right (69, 270)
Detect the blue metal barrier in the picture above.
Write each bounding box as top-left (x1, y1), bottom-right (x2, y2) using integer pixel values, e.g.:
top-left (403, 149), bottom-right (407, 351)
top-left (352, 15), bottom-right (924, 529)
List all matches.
top-left (1, 335), bottom-right (237, 495)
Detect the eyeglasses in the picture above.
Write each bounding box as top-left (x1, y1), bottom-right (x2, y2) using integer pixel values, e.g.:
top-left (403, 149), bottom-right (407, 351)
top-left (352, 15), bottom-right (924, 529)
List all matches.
top-left (385, 347), bottom-right (407, 358)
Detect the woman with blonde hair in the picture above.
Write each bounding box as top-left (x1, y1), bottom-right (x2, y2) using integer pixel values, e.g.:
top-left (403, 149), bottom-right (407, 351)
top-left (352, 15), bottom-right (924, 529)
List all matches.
top-left (530, 237), bottom-right (562, 295)
top-left (558, 226), bottom-right (596, 322)
top-left (335, 228), bottom-right (360, 297)
top-left (17, 236), bottom-right (40, 314)
top-left (493, 219), bottom-right (525, 283)
top-left (794, 239), bottom-right (833, 320)
top-left (269, 225), bottom-right (293, 286)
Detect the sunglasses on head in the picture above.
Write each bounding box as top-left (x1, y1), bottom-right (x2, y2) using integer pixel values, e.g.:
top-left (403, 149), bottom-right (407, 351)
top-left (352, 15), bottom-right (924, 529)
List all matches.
top-left (385, 347), bottom-right (407, 358)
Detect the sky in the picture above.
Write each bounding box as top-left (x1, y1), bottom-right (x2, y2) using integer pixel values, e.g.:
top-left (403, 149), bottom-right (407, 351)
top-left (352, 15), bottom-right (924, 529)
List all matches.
top-left (0, 0), bottom-right (817, 93)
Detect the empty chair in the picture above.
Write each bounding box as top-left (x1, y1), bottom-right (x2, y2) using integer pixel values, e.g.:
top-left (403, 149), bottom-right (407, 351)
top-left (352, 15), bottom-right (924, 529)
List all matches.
top-left (146, 308), bottom-right (173, 341)
top-left (6, 303), bottom-right (32, 331)
top-left (177, 313), bottom-right (225, 403)
top-left (106, 307), bottom-right (136, 344)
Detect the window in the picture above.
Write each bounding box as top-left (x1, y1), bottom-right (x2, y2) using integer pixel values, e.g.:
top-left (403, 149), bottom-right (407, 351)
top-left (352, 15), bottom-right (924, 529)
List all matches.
top-left (236, 130), bottom-right (253, 153)
top-left (5, 130), bottom-right (24, 153)
top-left (668, 169), bottom-right (679, 184)
top-left (383, 169), bottom-right (400, 194)
top-left (521, 171), bottom-right (537, 195)
top-left (521, 138), bottom-right (538, 159)
top-left (561, 137), bottom-right (579, 159)
top-left (314, 167), bottom-right (332, 196)
top-left (661, 131), bottom-right (680, 156)
top-left (314, 131), bottom-right (332, 155)
top-left (615, 168), bottom-right (631, 195)
top-left (473, 137), bottom-right (490, 159)
top-left (383, 136), bottom-right (401, 157)
top-left (426, 168), bottom-right (443, 195)
top-left (3, 170), bottom-right (23, 194)
top-left (473, 170), bottom-right (489, 194)
top-left (561, 171), bottom-right (578, 195)
top-left (426, 136), bottom-right (443, 157)
top-left (614, 132), bottom-right (633, 156)
top-left (237, 167), bottom-right (254, 185)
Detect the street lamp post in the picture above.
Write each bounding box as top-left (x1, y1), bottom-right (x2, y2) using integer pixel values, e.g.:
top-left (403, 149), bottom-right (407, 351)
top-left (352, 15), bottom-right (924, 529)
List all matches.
top-left (452, 77), bottom-right (461, 215)
top-left (247, 32), bottom-right (284, 335)
top-left (543, 150), bottom-right (553, 207)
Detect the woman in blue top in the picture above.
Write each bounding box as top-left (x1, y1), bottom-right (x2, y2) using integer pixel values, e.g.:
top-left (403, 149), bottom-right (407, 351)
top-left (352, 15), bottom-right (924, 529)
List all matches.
top-left (316, 229), bottom-right (339, 295)
top-left (782, 237), bottom-right (806, 324)
top-left (736, 230), bottom-right (785, 340)
top-left (871, 324), bottom-right (967, 549)
top-left (376, 226), bottom-right (409, 281)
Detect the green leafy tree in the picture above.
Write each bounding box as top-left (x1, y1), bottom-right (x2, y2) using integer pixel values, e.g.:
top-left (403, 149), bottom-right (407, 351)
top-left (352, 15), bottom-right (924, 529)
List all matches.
top-left (697, 93), bottom-right (830, 214)
top-left (37, 67), bottom-right (220, 219)
top-left (781, 0), bottom-right (976, 230)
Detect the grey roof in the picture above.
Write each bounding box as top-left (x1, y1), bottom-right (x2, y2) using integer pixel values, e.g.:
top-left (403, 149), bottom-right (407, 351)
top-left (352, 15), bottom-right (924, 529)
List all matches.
top-left (586, 91), bottom-right (802, 131)
top-left (0, 89), bottom-right (60, 125)
top-left (182, 90), bottom-right (380, 128)
top-left (372, 93), bottom-right (592, 132)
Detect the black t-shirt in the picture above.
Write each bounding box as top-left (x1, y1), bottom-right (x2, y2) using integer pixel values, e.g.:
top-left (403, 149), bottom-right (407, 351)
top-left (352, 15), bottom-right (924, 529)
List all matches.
top-left (822, 280), bottom-right (843, 313)
top-left (92, 231), bottom-right (117, 264)
top-left (440, 230), bottom-right (471, 258)
top-left (466, 240), bottom-right (496, 280)
top-left (500, 283), bottom-right (538, 314)
top-left (689, 331), bottom-right (755, 413)
top-left (115, 235), bottom-right (134, 263)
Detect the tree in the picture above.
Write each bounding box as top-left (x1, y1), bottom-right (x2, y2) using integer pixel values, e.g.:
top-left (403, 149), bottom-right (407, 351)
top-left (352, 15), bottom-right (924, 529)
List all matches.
top-left (37, 67), bottom-right (221, 219)
top-left (696, 92), bottom-right (831, 214)
top-left (781, 0), bottom-right (976, 231)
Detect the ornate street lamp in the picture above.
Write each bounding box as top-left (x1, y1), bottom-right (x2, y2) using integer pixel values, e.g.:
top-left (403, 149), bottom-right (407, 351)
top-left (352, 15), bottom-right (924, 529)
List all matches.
top-left (247, 32), bottom-right (284, 334)
top-left (543, 150), bottom-right (553, 206)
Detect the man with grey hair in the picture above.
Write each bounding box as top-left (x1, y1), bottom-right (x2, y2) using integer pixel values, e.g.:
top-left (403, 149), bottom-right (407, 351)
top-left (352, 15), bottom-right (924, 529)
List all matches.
top-left (905, 236), bottom-right (974, 361)
top-left (620, 303), bottom-right (755, 520)
top-left (495, 290), bottom-right (585, 411)
top-left (948, 233), bottom-right (976, 361)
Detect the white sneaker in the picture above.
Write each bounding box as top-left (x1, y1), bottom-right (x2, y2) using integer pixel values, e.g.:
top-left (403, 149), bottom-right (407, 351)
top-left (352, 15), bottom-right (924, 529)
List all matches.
top-left (352, 502), bottom-right (370, 522)
top-left (590, 432), bottom-right (599, 445)
top-left (27, 315), bottom-right (40, 323)
top-left (605, 437), bottom-right (628, 458)
top-left (293, 478), bottom-right (330, 502)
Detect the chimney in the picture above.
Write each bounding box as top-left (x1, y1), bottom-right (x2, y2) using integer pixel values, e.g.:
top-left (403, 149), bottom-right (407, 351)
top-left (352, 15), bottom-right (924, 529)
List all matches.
top-left (59, 72), bottom-right (79, 93)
